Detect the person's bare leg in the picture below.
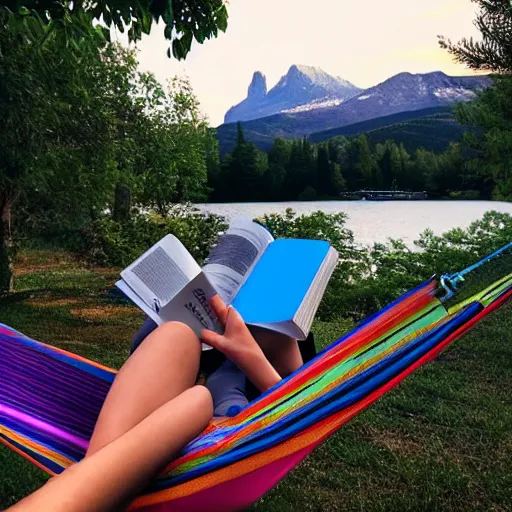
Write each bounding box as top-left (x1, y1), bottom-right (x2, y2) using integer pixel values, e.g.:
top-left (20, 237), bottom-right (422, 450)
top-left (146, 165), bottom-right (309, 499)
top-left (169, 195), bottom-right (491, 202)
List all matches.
top-left (87, 321), bottom-right (201, 456)
top-left (8, 386), bottom-right (213, 512)
top-left (249, 326), bottom-right (303, 378)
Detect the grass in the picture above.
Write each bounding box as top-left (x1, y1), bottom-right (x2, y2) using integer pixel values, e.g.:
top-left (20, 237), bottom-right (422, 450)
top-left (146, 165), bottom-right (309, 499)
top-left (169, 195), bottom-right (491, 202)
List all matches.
top-left (1, 250), bottom-right (511, 511)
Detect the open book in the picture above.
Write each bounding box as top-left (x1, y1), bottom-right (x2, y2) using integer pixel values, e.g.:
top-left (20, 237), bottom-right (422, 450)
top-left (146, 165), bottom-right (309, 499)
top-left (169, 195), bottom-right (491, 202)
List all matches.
top-left (117, 219), bottom-right (339, 348)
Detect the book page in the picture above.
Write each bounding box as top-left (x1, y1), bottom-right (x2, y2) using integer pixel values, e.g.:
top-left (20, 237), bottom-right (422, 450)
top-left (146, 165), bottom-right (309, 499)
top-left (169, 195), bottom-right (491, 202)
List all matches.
top-left (157, 273), bottom-right (222, 336)
top-left (120, 235), bottom-right (201, 313)
top-left (202, 218), bottom-right (274, 303)
top-left (117, 274), bottom-right (222, 350)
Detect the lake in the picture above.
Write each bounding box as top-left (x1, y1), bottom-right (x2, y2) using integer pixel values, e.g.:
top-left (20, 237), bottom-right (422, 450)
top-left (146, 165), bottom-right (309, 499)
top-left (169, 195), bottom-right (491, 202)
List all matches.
top-left (198, 201), bottom-right (512, 247)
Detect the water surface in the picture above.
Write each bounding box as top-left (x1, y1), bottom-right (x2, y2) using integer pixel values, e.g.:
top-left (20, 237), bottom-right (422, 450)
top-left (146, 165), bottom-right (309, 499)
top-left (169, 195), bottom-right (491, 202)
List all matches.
top-left (198, 201), bottom-right (512, 247)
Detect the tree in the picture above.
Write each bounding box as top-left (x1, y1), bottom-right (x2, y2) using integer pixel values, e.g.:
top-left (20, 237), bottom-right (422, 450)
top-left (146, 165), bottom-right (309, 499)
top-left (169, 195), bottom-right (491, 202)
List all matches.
top-left (127, 75), bottom-right (211, 214)
top-left (302, 138), bottom-right (317, 191)
top-left (205, 129), bottom-right (221, 199)
top-left (354, 135), bottom-right (380, 188)
top-left (0, 10), bottom-right (120, 289)
top-left (440, 0), bottom-right (512, 200)
top-left (19, 43), bottom-right (142, 237)
top-left (413, 148), bottom-right (440, 194)
top-left (376, 141), bottom-right (401, 188)
top-left (224, 124), bottom-right (266, 201)
top-left (1, 8), bottom-right (216, 293)
top-left (317, 145), bottom-right (332, 196)
top-left (330, 162), bottom-right (346, 195)
top-left (265, 138), bottom-right (290, 200)
top-left (2, 0), bottom-right (228, 59)
top-left (439, 0), bottom-right (512, 73)
top-left (397, 143), bottom-right (412, 189)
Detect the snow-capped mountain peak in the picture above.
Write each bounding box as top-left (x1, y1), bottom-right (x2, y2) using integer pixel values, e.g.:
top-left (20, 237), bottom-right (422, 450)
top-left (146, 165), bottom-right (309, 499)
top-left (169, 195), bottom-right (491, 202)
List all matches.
top-left (224, 64), bottom-right (361, 124)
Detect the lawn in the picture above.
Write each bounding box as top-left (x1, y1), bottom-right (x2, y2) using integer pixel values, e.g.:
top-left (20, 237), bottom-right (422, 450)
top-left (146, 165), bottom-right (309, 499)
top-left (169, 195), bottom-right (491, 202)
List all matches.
top-left (1, 250), bottom-right (511, 511)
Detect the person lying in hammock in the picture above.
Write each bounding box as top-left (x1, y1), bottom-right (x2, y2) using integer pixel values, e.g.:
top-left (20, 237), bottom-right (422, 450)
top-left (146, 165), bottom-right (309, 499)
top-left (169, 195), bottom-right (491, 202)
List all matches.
top-left (8, 295), bottom-right (308, 512)
top-left (130, 297), bottom-right (316, 418)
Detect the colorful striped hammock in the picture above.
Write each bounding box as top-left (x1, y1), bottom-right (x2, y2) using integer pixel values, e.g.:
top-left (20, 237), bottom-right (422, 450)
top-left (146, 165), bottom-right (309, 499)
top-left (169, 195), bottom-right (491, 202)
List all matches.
top-left (1, 245), bottom-right (511, 512)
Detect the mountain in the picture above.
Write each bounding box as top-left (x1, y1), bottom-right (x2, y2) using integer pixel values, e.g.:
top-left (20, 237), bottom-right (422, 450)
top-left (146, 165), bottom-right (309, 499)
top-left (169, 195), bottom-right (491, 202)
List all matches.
top-left (310, 106), bottom-right (475, 153)
top-left (309, 106), bottom-right (456, 143)
top-left (363, 110), bottom-right (475, 153)
top-left (218, 71), bottom-right (492, 153)
top-left (224, 65), bottom-right (361, 124)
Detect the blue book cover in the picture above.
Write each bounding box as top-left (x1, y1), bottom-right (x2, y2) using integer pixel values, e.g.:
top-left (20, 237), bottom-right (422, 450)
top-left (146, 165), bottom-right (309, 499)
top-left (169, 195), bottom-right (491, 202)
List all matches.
top-left (232, 239), bottom-right (331, 324)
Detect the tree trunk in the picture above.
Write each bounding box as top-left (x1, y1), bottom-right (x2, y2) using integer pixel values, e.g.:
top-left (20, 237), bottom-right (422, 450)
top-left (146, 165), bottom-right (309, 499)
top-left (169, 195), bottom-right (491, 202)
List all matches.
top-left (113, 183), bottom-right (132, 223)
top-left (0, 196), bottom-right (13, 293)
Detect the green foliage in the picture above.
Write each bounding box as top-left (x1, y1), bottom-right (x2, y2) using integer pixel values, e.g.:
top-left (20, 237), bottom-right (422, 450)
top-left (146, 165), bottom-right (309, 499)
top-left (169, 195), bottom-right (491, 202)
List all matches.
top-left (355, 134), bottom-right (381, 188)
top-left (439, 0), bottom-right (512, 74)
top-left (264, 138), bottom-right (290, 200)
top-left (1, 9), bottom-right (215, 292)
top-left (297, 186), bottom-right (318, 201)
top-left (210, 129), bottom-right (489, 202)
top-left (255, 209), bottom-right (512, 322)
top-left (2, 0), bottom-right (229, 60)
top-left (359, 211), bottom-right (512, 319)
top-left (0, 8), bottom-right (122, 289)
top-left (364, 111), bottom-right (470, 154)
top-left (212, 124), bottom-right (268, 202)
top-left (131, 76), bottom-right (211, 213)
top-left (440, 0), bottom-right (512, 200)
top-left (316, 144), bottom-right (332, 196)
top-left (453, 77), bottom-right (512, 200)
top-left (306, 107), bottom-right (471, 153)
top-left (81, 206), bottom-right (227, 268)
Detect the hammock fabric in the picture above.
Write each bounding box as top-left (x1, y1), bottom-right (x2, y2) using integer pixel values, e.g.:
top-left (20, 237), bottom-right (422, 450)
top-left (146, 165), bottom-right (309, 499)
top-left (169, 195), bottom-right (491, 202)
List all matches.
top-left (1, 254), bottom-right (511, 512)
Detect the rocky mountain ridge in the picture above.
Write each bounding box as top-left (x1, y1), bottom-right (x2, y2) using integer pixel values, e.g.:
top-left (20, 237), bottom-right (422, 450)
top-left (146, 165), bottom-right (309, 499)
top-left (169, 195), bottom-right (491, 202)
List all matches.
top-left (224, 65), bottom-right (362, 124)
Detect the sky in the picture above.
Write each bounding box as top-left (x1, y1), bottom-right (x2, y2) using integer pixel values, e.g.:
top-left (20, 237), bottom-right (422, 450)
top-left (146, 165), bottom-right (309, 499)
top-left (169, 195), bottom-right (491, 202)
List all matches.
top-left (115, 0), bottom-right (481, 126)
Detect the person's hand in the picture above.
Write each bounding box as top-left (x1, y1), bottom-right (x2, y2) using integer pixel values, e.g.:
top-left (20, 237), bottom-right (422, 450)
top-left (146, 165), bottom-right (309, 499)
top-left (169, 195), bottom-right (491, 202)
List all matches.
top-left (201, 295), bottom-right (264, 370)
top-left (201, 295), bottom-right (281, 393)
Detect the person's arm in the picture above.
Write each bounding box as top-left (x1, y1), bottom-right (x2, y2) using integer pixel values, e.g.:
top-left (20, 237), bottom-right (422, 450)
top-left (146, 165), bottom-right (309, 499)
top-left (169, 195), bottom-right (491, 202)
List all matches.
top-left (8, 386), bottom-right (212, 512)
top-left (201, 296), bottom-right (282, 393)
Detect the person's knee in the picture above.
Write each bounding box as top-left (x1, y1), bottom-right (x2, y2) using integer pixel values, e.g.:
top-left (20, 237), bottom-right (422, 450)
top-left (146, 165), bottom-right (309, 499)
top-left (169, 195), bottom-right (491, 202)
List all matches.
top-left (157, 321), bottom-right (198, 340)
top-left (155, 321), bottom-right (201, 355)
top-left (169, 386), bottom-right (213, 435)
top-left (188, 385), bottom-right (214, 418)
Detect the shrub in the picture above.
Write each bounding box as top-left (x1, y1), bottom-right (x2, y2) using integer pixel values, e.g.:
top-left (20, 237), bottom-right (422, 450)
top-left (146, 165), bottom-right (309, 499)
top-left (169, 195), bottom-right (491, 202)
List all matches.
top-left (449, 190), bottom-right (481, 200)
top-left (56, 205), bottom-right (512, 324)
top-left (81, 205), bottom-right (227, 267)
top-left (297, 186), bottom-right (318, 201)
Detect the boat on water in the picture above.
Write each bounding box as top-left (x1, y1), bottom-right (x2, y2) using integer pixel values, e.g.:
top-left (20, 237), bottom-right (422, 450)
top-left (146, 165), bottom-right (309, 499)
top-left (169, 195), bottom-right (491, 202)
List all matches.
top-left (340, 190), bottom-right (428, 201)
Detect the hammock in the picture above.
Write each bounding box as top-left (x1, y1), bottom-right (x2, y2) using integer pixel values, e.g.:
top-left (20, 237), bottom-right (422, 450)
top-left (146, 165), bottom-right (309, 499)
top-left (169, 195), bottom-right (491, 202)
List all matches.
top-left (1, 245), bottom-right (511, 512)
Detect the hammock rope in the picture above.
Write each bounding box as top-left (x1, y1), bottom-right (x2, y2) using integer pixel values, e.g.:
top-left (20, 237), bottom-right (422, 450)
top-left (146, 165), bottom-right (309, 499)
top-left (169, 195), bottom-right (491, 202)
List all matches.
top-left (441, 241), bottom-right (512, 298)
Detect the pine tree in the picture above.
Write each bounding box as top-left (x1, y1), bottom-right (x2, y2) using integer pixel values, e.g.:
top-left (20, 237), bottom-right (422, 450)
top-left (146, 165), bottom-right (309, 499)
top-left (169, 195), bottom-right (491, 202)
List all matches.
top-left (285, 139), bottom-right (311, 199)
top-left (228, 124), bottom-right (266, 201)
top-left (265, 138), bottom-right (290, 200)
top-left (236, 122), bottom-right (246, 145)
top-left (439, 0), bottom-right (512, 73)
top-left (439, 0), bottom-right (512, 199)
top-left (330, 162), bottom-right (346, 194)
top-left (302, 138), bottom-right (317, 190)
top-left (376, 141), bottom-right (401, 188)
top-left (397, 143), bottom-right (411, 189)
top-left (316, 144), bottom-right (332, 196)
top-left (355, 135), bottom-right (380, 189)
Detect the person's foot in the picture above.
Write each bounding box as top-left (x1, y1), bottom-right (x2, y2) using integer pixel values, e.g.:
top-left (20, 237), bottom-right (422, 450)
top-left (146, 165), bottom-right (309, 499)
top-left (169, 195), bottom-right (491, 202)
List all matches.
top-left (205, 360), bottom-right (249, 417)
